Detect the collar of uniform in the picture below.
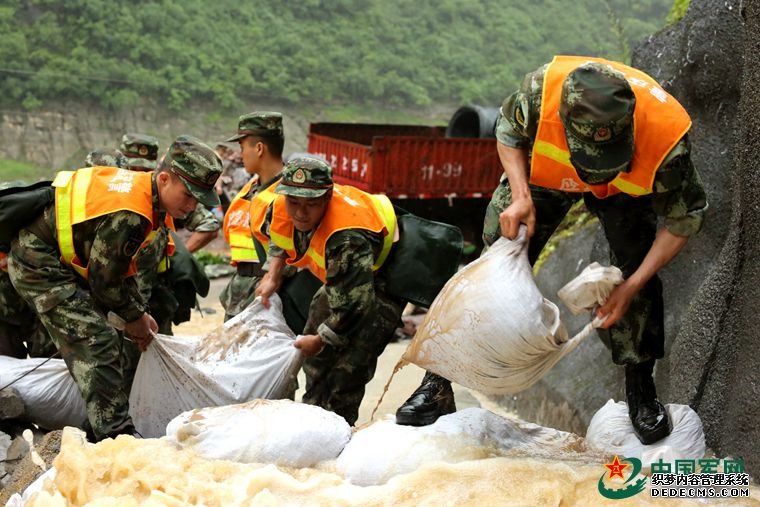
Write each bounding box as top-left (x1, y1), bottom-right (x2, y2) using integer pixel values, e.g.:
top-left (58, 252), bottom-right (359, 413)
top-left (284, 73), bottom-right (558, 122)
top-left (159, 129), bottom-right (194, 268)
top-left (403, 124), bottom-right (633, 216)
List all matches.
top-left (150, 172), bottom-right (166, 226)
top-left (259, 172), bottom-right (282, 190)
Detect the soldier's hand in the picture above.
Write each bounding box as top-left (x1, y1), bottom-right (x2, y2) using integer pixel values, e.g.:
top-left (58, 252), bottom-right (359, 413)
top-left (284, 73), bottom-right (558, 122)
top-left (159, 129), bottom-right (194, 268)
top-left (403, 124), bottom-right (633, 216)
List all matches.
top-left (596, 279), bottom-right (640, 329)
top-left (255, 273), bottom-right (280, 308)
top-left (294, 334), bottom-right (324, 357)
top-left (499, 198), bottom-right (536, 239)
top-left (124, 313), bottom-right (158, 352)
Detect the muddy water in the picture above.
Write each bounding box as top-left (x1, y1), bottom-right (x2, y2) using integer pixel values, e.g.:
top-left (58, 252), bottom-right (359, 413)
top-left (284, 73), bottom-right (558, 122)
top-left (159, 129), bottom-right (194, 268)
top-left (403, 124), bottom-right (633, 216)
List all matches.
top-left (21, 428), bottom-right (759, 506)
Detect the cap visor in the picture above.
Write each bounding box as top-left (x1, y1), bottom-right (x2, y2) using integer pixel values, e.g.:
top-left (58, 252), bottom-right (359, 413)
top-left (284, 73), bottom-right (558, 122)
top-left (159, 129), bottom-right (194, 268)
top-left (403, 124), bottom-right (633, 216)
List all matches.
top-left (274, 182), bottom-right (330, 198)
top-left (178, 178), bottom-right (220, 207)
top-left (225, 133), bottom-right (246, 142)
top-left (125, 158), bottom-right (157, 171)
top-left (565, 128), bottom-right (633, 172)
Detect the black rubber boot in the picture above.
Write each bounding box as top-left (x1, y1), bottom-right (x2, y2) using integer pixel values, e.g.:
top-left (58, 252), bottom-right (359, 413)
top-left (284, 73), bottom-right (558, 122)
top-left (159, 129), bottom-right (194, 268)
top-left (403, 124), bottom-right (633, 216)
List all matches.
top-left (395, 371), bottom-right (456, 426)
top-left (625, 359), bottom-right (671, 445)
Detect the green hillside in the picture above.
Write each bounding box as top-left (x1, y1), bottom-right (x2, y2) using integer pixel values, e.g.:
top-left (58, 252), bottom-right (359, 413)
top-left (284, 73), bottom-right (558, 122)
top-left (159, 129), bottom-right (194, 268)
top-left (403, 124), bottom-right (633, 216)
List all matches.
top-left (0, 0), bottom-right (670, 112)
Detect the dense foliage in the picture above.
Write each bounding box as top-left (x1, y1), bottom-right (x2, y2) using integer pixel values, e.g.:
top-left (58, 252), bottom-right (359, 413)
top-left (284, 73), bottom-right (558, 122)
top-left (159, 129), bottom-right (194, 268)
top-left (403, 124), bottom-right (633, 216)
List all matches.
top-left (0, 0), bottom-right (670, 111)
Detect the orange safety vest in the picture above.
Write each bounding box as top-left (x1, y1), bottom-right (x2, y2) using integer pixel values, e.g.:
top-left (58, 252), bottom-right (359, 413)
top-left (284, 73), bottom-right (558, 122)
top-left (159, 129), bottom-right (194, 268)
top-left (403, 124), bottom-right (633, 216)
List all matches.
top-left (251, 184), bottom-right (397, 283)
top-left (52, 167), bottom-right (175, 279)
top-left (223, 177), bottom-right (279, 265)
top-left (530, 55), bottom-right (692, 198)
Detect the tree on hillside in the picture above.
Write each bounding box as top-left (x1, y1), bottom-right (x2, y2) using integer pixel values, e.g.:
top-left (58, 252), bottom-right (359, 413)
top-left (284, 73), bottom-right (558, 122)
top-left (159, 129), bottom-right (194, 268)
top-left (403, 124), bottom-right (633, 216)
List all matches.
top-left (0, 0), bottom-right (671, 111)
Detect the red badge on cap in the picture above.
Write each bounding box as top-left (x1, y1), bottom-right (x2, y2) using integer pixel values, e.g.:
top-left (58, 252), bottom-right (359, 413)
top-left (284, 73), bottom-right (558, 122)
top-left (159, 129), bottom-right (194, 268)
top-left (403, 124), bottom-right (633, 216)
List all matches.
top-left (593, 127), bottom-right (612, 142)
top-left (292, 169), bottom-right (307, 184)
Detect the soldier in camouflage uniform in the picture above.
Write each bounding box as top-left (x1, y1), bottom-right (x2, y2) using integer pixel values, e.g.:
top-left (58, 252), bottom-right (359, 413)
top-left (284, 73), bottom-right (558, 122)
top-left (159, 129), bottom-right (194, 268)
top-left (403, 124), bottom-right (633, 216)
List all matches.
top-left (401, 57), bottom-right (707, 444)
top-left (0, 181), bottom-right (56, 358)
top-left (7, 136), bottom-right (221, 441)
top-left (119, 133), bottom-right (219, 253)
top-left (120, 133), bottom-right (160, 171)
top-left (85, 148), bottom-right (127, 169)
top-left (219, 112), bottom-right (287, 320)
top-left (254, 157), bottom-right (405, 426)
top-left (117, 134), bottom-right (220, 334)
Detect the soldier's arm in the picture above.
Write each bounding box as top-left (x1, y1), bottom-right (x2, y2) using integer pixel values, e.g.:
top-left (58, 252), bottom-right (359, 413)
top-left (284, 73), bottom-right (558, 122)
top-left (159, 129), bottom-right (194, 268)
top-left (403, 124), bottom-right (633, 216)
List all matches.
top-left (597, 137), bottom-right (707, 329)
top-left (88, 211), bottom-right (150, 322)
top-left (182, 204), bottom-right (220, 253)
top-left (317, 230), bottom-right (378, 350)
top-left (651, 136), bottom-right (708, 237)
top-left (494, 67), bottom-right (546, 239)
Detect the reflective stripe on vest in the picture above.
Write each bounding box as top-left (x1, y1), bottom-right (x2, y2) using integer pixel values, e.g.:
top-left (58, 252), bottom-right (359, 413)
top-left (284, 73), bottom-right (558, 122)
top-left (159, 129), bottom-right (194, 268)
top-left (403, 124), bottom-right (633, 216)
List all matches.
top-left (223, 177), bottom-right (279, 264)
top-left (263, 184), bottom-right (397, 283)
top-left (531, 55), bottom-right (692, 198)
top-left (144, 214), bottom-right (177, 274)
top-left (53, 167), bottom-right (158, 279)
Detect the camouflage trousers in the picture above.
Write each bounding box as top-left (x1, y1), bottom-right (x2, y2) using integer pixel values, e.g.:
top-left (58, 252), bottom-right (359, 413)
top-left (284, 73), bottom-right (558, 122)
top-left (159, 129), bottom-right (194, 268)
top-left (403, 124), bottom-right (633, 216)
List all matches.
top-left (483, 179), bottom-right (664, 366)
top-left (8, 228), bottom-right (140, 440)
top-left (302, 284), bottom-right (405, 425)
top-left (219, 271), bottom-right (260, 321)
top-left (0, 269), bottom-right (56, 358)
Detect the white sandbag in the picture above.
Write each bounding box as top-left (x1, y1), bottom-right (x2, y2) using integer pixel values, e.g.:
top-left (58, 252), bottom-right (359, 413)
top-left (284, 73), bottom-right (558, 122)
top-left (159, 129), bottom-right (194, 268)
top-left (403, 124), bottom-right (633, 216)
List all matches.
top-left (0, 356), bottom-right (86, 430)
top-left (4, 468), bottom-right (57, 507)
top-left (165, 399), bottom-right (352, 468)
top-left (130, 294), bottom-right (303, 438)
top-left (586, 399), bottom-right (706, 464)
top-left (336, 407), bottom-right (583, 486)
top-left (402, 229), bottom-right (576, 395)
top-left (557, 262), bottom-right (623, 314)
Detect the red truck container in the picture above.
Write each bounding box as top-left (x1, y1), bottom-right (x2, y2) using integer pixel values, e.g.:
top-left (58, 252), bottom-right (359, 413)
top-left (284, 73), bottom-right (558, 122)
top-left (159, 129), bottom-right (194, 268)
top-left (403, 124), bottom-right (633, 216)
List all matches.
top-left (307, 122), bottom-right (501, 199)
top-left (306, 113), bottom-right (503, 250)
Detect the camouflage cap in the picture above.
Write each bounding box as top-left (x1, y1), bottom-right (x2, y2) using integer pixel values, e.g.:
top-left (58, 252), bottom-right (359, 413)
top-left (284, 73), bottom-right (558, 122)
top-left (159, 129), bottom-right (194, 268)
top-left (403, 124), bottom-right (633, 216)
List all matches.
top-left (120, 133), bottom-right (160, 171)
top-left (226, 111), bottom-right (284, 142)
top-left (275, 156), bottom-right (333, 198)
top-left (85, 148), bottom-right (126, 169)
top-left (162, 135), bottom-right (223, 207)
top-left (559, 62), bottom-right (635, 175)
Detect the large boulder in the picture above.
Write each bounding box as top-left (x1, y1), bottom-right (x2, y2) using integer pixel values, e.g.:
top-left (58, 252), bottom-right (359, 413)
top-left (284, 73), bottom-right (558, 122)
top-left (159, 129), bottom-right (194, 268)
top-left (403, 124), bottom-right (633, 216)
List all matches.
top-left (631, 0), bottom-right (745, 393)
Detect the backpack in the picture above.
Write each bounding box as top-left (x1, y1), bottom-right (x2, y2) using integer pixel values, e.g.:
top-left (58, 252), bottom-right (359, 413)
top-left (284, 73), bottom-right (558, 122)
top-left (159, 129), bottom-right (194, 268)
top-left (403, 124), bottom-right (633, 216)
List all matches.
top-left (379, 209), bottom-right (463, 307)
top-left (0, 181), bottom-right (54, 252)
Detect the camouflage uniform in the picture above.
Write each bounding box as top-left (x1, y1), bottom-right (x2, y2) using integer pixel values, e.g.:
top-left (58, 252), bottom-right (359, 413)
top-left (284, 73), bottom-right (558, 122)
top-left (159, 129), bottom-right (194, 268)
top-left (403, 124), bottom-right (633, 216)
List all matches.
top-left (137, 203), bottom-right (219, 335)
top-left (120, 133), bottom-right (159, 171)
top-left (485, 61), bottom-right (708, 366)
top-left (8, 201), bottom-right (150, 439)
top-left (7, 136), bottom-right (221, 440)
top-left (219, 174), bottom-right (281, 319)
top-left (85, 148), bottom-right (127, 169)
top-left (116, 133), bottom-right (220, 335)
top-left (0, 181), bottom-right (55, 358)
top-left (261, 158), bottom-right (405, 425)
top-left (0, 267), bottom-right (54, 358)
top-left (220, 112), bottom-right (286, 322)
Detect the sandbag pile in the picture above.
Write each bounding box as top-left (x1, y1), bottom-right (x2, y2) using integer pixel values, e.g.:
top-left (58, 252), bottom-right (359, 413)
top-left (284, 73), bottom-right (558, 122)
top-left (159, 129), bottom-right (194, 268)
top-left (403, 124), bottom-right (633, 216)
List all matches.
top-left (130, 294), bottom-right (303, 437)
top-left (2, 295), bottom-right (303, 438)
top-left (336, 407), bottom-right (584, 486)
top-left (0, 356), bottom-right (86, 430)
top-left (165, 399), bottom-right (352, 467)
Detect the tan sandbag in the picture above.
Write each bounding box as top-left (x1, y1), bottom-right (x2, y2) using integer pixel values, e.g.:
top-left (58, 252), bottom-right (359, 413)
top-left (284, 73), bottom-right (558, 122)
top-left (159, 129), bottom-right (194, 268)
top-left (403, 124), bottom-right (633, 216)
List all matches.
top-left (403, 229), bottom-right (620, 395)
